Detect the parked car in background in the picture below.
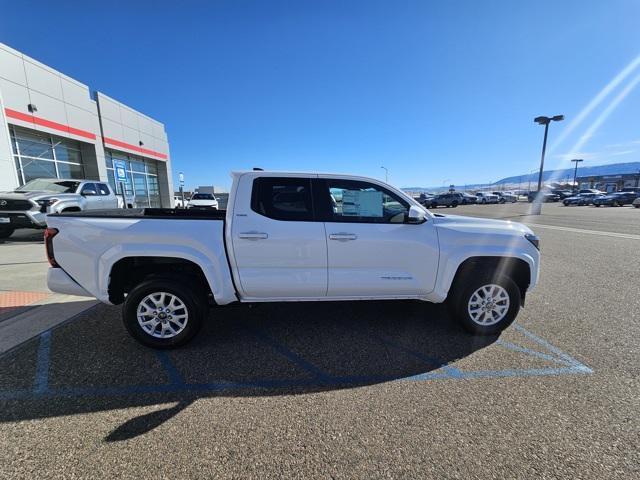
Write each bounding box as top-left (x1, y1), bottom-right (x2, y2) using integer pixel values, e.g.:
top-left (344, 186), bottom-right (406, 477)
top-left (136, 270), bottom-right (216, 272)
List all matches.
top-left (428, 193), bottom-right (460, 208)
top-left (563, 192), bottom-right (604, 206)
top-left (551, 189), bottom-right (574, 199)
top-left (46, 169), bottom-right (540, 347)
top-left (475, 192), bottom-right (499, 204)
top-left (413, 192), bottom-right (435, 207)
top-left (460, 192), bottom-right (477, 204)
top-left (174, 196), bottom-right (187, 208)
top-left (0, 178), bottom-right (119, 238)
top-left (621, 187), bottom-right (640, 194)
top-left (527, 191), bottom-right (560, 203)
top-left (186, 193), bottom-right (219, 210)
top-left (592, 191), bottom-right (638, 207)
top-left (491, 191), bottom-right (518, 203)
top-left (633, 197), bottom-right (640, 208)
top-left (579, 188), bottom-right (606, 195)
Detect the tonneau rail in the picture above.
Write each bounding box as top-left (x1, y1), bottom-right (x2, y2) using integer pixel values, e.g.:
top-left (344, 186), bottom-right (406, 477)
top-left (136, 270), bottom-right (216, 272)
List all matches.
top-left (49, 208), bottom-right (226, 220)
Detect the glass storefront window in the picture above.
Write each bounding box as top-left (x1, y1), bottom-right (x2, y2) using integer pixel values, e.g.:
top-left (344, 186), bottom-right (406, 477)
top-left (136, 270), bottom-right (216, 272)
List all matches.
top-left (10, 126), bottom-right (85, 185)
top-left (14, 130), bottom-right (54, 159)
top-left (21, 158), bottom-right (57, 183)
top-left (56, 161), bottom-right (85, 179)
top-left (105, 149), bottom-right (162, 207)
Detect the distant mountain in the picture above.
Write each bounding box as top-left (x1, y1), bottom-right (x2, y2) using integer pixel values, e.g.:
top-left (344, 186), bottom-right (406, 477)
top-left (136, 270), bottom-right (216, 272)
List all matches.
top-left (403, 161), bottom-right (640, 192)
top-left (494, 161), bottom-right (640, 185)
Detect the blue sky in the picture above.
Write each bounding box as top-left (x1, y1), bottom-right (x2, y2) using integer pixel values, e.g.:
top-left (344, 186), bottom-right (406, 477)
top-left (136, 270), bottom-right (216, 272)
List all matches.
top-left (2, 0), bottom-right (639, 189)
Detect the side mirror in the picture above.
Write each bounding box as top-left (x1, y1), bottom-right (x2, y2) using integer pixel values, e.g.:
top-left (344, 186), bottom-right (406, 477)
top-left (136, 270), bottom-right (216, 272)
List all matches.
top-left (82, 189), bottom-right (97, 196)
top-left (407, 205), bottom-right (426, 224)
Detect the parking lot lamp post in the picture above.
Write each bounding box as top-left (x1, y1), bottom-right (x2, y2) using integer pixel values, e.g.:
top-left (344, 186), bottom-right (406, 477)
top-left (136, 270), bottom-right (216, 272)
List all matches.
top-left (571, 159), bottom-right (583, 193)
top-left (381, 166), bottom-right (388, 183)
top-left (179, 172), bottom-right (185, 209)
top-left (532, 115), bottom-right (564, 215)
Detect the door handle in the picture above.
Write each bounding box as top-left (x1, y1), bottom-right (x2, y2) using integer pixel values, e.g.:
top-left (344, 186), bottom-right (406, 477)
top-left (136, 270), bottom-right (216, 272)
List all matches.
top-left (329, 233), bottom-right (358, 241)
top-left (238, 231), bottom-right (269, 240)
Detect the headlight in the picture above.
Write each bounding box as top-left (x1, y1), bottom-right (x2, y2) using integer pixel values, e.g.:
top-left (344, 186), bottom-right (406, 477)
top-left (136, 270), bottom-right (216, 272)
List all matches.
top-left (36, 199), bottom-right (59, 212)
top-left (525, 233), bottom-right (540, 250)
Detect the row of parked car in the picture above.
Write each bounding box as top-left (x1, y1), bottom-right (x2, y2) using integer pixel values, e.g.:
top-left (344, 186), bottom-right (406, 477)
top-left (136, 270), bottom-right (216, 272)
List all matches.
top-left (557, 188), bottom-right (640, 207)
top-left (414, 187), bottom-right (640, 209)
top-left (414, 191), bottom-right (519, 208)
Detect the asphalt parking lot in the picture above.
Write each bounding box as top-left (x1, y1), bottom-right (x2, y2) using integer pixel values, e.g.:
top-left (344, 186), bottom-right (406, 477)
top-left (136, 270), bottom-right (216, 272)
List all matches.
top-left (1, 203), bottom-right (638, 479)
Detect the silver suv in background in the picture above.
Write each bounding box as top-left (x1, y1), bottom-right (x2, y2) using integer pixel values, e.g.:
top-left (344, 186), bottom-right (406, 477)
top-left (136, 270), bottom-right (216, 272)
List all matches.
top-left (0, 178), bottom-right (119, 238)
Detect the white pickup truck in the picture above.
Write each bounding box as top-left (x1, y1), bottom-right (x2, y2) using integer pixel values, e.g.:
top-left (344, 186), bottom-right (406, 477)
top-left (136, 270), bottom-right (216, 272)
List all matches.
top-left (45, 170), bottom-right (540, 348)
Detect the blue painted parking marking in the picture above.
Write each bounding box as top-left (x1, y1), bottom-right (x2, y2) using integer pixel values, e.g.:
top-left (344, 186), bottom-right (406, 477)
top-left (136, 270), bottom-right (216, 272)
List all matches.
top-left (0, 323), bottom-right (592, 402)
top-left (33, 331), bottom-right (51, 395)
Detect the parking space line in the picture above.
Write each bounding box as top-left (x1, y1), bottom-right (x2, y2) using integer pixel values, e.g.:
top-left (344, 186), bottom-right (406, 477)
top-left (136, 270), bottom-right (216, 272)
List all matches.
top-left (155, 351), bottom-right (185, 386)
top-left (495, 339), bottom-right (577, 367)
top-left (525, 223), bottom-right (640, 240)
top-left (33, 331), bottom-right (51, 395)
top-left (513, 325), bottom-right (592, 371)
top-left (241, 324), bottom-right (333, 381)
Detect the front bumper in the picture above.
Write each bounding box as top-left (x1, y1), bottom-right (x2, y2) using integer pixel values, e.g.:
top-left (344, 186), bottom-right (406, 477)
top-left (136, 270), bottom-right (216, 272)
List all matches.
top-left (0, 210), bottom-right (47, 228)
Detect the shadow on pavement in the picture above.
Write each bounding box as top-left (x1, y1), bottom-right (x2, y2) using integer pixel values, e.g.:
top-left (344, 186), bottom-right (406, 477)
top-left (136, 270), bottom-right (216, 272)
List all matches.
top-left (0, 300), bottom-right (497, 441)
top-left (0, 229), bottom-right (44, 245)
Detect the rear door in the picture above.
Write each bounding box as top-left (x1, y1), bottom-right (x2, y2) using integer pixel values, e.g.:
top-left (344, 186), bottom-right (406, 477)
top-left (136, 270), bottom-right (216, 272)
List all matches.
top-left (230, 174), bottom-right (328, 298)
top-left (316, 177), bottom-right (439, 297)
top-left (96, 183), bottom-right (118, 209)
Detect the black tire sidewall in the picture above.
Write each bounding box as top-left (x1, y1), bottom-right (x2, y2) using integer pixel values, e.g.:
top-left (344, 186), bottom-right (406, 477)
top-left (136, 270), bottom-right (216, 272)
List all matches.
top-left (123, 278), bottom-right (206, 348)
top-left (452, 273), bottom-right (521, 335)
top-left (0, 227), bottom-right (15, 238)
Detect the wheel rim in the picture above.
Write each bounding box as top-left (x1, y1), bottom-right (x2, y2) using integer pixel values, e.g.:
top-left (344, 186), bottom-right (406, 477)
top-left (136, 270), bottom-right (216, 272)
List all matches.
top-left (137, 292), bottom-right (189, 339)
top-left (467, 284), bottom-right (510, 326)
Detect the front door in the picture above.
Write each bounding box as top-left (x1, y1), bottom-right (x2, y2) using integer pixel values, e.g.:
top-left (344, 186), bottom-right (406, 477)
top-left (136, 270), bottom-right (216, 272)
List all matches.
top-left (230, 175), bottom-right (327, 298)
top-left (80, 183), bottom-right (102, 209)
top-left (317, 177), bottom-right (439, 297)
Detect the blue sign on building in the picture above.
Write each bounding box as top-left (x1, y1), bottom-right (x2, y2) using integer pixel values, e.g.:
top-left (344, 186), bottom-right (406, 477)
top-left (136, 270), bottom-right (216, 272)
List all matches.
top-left (113, 159), bottom-right (128, 183)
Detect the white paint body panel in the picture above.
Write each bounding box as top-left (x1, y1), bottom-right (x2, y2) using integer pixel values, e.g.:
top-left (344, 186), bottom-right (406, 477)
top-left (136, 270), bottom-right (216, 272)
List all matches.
top-left (46, 171), bottom-right (540, 308)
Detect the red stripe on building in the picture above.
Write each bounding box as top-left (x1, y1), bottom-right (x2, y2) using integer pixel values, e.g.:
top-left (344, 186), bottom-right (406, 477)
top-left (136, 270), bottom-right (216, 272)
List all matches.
top-left (4, 108), bottom-right (96, 140)
top-left (103, 136), bottom-right (168, 160)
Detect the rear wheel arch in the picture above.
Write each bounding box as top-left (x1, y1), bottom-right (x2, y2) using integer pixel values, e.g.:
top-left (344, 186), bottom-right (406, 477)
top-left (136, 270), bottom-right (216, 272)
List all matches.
top-left (108, 256), bottom-right (213, 305)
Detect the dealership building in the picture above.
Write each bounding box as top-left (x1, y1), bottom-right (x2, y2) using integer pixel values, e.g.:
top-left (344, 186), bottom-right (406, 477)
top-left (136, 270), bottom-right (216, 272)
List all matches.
top-left (0, 43), bottom-right (173, 207)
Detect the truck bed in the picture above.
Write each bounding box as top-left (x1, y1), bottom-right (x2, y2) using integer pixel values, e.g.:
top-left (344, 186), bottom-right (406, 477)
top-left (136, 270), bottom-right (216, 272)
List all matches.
top-left (50, 208), bottom-right (227, 220)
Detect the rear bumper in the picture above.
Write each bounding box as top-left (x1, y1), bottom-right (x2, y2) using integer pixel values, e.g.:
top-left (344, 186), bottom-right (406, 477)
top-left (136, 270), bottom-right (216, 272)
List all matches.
top-left (47, 268), bottom-right (92, 297)
top-left (0, 210), bottom-right (47, 228)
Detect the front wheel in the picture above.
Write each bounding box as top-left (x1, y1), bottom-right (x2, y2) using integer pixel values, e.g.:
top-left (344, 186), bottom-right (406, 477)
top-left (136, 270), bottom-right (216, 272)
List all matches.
top-left (449, 273), bottom-right (521, 335)
top-left (123, 277), bottom-right (207, 348)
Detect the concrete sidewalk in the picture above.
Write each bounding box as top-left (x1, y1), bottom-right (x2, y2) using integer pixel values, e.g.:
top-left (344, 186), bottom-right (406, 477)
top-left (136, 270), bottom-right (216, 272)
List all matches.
top-left (0, 231), bottom-right (97, 354)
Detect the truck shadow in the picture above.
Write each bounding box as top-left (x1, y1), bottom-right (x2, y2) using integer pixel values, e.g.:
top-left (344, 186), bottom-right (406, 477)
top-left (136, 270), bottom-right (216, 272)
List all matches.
top-left (0, 300), bottom-right (498, 441)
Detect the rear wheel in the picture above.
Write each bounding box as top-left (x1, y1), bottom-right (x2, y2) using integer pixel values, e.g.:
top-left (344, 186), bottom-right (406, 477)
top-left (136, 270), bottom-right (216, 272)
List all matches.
top-left (449, 273), bottom-right (521, 335)
top-left (451, 201), bottom-right (458, 208)
top-left (0, 227), bottom-right (15, 239)
top-left (123, 277), bottom-right (207, 348)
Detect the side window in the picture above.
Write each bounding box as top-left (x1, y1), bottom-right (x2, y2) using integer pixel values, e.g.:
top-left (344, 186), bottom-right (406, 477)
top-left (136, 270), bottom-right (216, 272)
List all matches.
top-left (97, 183), bottom-right (111, 196)
top-left (322, 179), bottom-right (409, 224)
top-left (80, 183), bottom-right (97, 195)
top-left (251, 177), bottom-right (314, 221)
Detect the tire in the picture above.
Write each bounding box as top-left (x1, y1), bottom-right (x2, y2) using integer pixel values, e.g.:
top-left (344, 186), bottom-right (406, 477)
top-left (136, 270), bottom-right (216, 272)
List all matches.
top-left (499, 198), bottom-right (505, 204)
top-left (481, 199), bottom-right (486, 204)
top-left (451, 201), bottom-right (458, 208)
top-left (431, 202), bottom-right (438, 208)
top-left (594, 204), bottom-right (600, 207)
top-left (0, 227), bottom-right (15, 239)
top-left (449, 273), bottom-right (521, 335)
top-left (563, 200), bottom-right (570, 206)
top-left (635, 204), bottom-right (640, 208)
top-left (122, 276), bottom-right (207, 348)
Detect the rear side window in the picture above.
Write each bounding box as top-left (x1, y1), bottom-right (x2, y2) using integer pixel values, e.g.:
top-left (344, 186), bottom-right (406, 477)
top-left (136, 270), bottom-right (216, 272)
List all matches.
top-left (251, 177), bottom-right (314, 221)
top-left (97, 183), bottom-right (110, 196)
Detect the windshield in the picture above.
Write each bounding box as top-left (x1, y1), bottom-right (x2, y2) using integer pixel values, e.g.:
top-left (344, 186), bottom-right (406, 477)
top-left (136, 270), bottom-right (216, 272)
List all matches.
top-left (191, 193), bottom-right (215, 200)
top-left (16, 179), bottom-right (80, 193)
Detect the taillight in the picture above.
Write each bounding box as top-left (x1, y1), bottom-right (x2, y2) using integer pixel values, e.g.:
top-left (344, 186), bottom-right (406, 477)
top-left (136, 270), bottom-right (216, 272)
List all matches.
top-left (44, 227), bottom-right (59, 267)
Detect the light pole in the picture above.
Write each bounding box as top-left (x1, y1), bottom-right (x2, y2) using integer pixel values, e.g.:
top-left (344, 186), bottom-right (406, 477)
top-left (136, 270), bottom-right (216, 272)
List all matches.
top-left (527, 168), bottom-right (537, 192)
top-left (532, 115), bottom-right (564, 215)
top-left (380, 166), bottom-right (388, 183)
top-left (571, 159), bottom-right (583, 192)
top-left (178, 172), bottom-right (185, 208)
